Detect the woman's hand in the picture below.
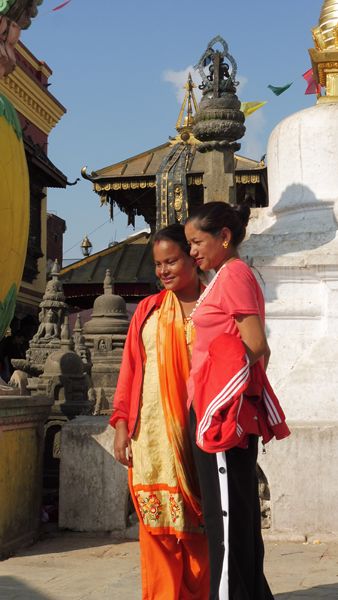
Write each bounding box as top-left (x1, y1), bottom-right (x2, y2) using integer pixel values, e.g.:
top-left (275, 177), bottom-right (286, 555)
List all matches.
top-left (235, 314), bottom-right (269, 366)
top-left (114, 419), bottom-right (133, 467)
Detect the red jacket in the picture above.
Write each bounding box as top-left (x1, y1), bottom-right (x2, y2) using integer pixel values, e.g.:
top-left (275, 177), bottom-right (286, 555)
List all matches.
top-left (193, 333), bottom-right (290, 453)
top-left (110, 289), bottom-right (167, 436)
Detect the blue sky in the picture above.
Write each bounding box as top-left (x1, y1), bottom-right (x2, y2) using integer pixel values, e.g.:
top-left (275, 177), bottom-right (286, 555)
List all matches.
top-left (23, 0), bottom-right (322, 261)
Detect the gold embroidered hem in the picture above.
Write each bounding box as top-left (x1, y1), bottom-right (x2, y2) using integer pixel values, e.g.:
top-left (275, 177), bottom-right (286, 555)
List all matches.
top-left (134, 485), bottom-right (199, 534)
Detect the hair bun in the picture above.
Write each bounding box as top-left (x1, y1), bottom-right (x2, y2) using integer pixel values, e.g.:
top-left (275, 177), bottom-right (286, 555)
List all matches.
top-left (235, 203), bottom-right (251, 227)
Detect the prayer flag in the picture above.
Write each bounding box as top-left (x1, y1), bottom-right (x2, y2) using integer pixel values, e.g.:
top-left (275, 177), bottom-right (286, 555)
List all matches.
top-left (267, 82), bottom-right (293, 96)
top-left (303, 68), bottom-right (321, 95)
top-left (241, 101), bottom-right (267, 118)
top-left (52, 0), bottom-right (72, 11)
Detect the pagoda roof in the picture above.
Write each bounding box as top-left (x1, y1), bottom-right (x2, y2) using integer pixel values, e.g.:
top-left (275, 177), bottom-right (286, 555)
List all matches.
top-left (84, 143), bottom-right (265, 183)
top-left (24, 134), bottom-right (67, 188)
top-left (81, 73), bottom-right (268, 225)
top-left (60, 231), bottom-right (156, 308)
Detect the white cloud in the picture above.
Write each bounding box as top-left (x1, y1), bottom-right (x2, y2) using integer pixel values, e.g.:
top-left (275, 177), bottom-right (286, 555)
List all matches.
top-left (163, 65), bottom-right (202, 104)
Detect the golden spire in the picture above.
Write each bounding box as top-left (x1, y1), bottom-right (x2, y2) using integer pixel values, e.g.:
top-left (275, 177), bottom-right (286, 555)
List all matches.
top-left (170, 74), bottom-right (200, 145)
top-left (310, 0), bottom-right (338, 101)
top-left (313, 0), bottom-right (338, 50)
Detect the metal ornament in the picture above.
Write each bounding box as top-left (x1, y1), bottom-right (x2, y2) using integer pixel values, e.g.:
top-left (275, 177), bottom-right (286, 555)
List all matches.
top-left (193, 35), bottom-right (246, 153)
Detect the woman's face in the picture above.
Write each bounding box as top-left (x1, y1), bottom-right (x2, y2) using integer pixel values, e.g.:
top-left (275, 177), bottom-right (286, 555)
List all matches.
top-left (153, 239), bottom-right (197, 292)
top-left (185, 219), bottom-right (229, 272)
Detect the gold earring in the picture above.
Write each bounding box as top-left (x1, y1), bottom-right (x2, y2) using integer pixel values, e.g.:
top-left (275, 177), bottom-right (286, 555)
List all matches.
top-left (222, 240), bottom-right (229, 249)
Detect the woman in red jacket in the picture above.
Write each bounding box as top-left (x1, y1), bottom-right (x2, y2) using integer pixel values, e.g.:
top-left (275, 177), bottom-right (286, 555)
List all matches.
top-left (185, 202), bottom-right (287, 600)
top-left (111, 224), bottom-right (209, 600)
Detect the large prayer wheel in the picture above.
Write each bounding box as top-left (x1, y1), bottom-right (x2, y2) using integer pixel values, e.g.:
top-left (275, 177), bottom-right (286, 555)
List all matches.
top-left (0, 93), bottom-right (29, 339)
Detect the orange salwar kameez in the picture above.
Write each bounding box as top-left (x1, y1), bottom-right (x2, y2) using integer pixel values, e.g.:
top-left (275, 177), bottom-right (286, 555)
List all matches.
top-left (130, 296), bottom-right (209, 600)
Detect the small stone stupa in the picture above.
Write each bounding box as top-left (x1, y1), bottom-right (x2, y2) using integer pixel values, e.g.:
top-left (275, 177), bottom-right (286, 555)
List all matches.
top-left (242, 0), bottom-right (338, 537)
top-left (83, 269), bottom-right (129, 412)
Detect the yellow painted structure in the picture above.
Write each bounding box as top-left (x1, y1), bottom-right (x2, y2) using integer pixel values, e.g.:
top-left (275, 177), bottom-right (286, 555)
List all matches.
top-left (0, 429), bottom-right (39, 551)
top-left (0, 95), bottom-right (29, 339)
top-left (0, 42), bottom-right (66, 322)
top-left (0, 396), bottom-right (52, 558)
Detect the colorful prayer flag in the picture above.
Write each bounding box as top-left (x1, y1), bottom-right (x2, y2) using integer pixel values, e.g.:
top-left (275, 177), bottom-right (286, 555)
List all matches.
top-left (303, 68), bottom-right (321, 95)
top-left (52, 0), bottom-right (72, 11)
top-left (267, 82), bottom-right (293, 96)
top-left (241, 101), bottom-right (267, 118)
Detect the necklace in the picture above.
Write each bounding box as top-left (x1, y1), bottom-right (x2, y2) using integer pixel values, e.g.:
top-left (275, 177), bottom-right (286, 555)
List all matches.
top-left (183, 316), bottom-right (195, 346)
top-left (190, 260), bottom-right (235, 320)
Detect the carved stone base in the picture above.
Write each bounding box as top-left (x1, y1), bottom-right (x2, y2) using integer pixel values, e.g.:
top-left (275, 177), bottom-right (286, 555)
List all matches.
top-left (59, 417), bottom-right (129, 532)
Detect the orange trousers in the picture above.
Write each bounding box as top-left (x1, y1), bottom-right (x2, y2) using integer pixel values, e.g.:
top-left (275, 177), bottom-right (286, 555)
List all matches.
top-left (139, 522), bottom-right (210, 600)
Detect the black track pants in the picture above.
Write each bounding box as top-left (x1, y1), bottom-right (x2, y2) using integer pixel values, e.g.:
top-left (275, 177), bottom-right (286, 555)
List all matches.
top-left (190, 408), bottom-right (274, 600)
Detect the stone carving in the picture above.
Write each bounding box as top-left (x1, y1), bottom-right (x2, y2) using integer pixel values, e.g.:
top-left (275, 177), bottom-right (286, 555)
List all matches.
top-left (12, 260), bottom-right (68, 375)
top-left (0, 15), bottom-right (20, 77)
top-left (83, 269), bottom-right (129, 413)
top-left (8, 259), bottom-right (91, 418)
top-left (0, 1), bottom-right (43, 78)
top-left (1, 0), bottom-right (44, 30)
top-left (35, 349), bottom-right (89, 419)
top-left (33, 308), bottom-right (59, 341)
top-left (92, 387), bottom-right (109, 416)
top-left (193, 35), bottom-right (245, 152)
top-left (73, 313), bottom-right (91, 367)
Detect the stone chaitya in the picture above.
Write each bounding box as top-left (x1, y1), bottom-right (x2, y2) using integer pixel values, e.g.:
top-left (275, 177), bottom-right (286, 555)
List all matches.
top-left (11, 259), bottom-right (90, 415)
top-left (83, 269), bottom-right (129, 414)
top-left (59, 270), bottom-right (131, 533)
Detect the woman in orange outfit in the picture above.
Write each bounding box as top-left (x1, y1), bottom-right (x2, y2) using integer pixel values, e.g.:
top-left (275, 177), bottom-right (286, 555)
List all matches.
top-left (111, 224), bottom-right (209, 600)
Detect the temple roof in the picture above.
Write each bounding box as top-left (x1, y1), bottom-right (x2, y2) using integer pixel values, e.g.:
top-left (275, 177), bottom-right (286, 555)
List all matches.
top-left (59, 231), bottom-right (156, 309)
top-left (85, 143), bottom-right (264, 182)
top-left (60, 231), bottom-right (155, 287)
top-left (81, 73), bottom-right (268, 227)
top-left (24, 134), bottom-right (67, 188)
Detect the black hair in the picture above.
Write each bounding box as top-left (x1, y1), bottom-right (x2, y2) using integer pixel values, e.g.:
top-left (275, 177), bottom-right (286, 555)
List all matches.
top-left (186, 201), bottom-right (250, 247)
top-left (152, 223), bottom-right (190, 256)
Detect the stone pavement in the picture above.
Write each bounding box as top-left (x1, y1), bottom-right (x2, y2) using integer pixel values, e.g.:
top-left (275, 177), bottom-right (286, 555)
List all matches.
top-left (0, 530), bottom-right (337, 599)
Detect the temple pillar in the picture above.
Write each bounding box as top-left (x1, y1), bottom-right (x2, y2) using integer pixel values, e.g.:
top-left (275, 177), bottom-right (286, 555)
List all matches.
top-left (202, 149), bottom-right (236, 203)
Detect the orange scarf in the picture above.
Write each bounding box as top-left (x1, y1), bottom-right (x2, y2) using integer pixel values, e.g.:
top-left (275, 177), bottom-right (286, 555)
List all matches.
top-left (157, 290), bottom-right (202, 525)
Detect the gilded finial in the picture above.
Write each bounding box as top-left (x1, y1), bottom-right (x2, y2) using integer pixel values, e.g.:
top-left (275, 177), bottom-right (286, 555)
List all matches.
top-left (176, 74), bottom-right (198, 132)
top-left (309, 0), bottom-right (338, 102)
top-left (313, 0), bottom-right (338, 50)
top-left (170, 74), bottom-right (200, 145)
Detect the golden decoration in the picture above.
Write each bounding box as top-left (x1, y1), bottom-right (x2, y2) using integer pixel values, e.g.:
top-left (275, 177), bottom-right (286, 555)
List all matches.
top-left (0, 61), bottom-right (65, 135)
top-left (174, 186), bottom-right (183, 212)
top-left (94, 177), bottom-right (203, 194)
top-left (310, 1), bottom-right (338, 101)
top-left (318, 60), bottom-right (338, 85)
top-left (235, 174), bottom-right (260, 184)
top-left (313, 0), bottom-right (338, 50)
top-left (170, 74), bottom-right (201, 146)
